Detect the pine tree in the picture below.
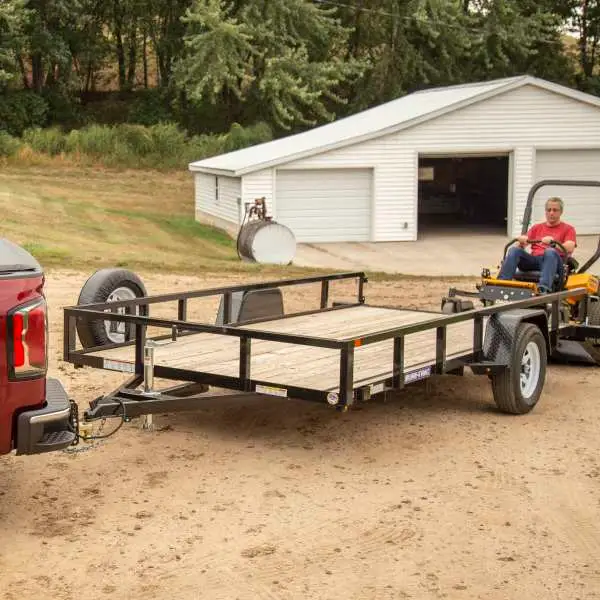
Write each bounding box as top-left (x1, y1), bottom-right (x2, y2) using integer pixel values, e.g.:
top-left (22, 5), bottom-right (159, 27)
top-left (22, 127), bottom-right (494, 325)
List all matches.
top-left (173, 0), bottom-right (365, 130)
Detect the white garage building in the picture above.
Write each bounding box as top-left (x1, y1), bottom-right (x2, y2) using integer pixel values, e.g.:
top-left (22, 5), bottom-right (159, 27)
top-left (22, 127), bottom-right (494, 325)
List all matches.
top-left (189, 75), bottom-right (600, 242)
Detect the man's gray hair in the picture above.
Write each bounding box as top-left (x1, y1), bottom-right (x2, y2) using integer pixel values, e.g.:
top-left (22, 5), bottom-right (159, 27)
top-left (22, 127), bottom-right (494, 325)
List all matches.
top-left (546, 196), bottom-right (564, 211)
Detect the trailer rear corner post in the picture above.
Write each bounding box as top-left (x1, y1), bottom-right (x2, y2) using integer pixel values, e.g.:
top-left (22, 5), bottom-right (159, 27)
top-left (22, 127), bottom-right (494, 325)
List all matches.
top-left (339, 342), bottom-right (355, 410)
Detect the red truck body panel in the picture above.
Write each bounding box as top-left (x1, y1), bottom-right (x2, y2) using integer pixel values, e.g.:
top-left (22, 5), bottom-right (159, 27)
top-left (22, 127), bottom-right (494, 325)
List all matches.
top-left (0, 273), bottom-right (46, 454)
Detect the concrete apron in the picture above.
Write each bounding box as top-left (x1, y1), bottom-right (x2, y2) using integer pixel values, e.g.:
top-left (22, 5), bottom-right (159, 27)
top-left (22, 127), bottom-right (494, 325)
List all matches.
top-left (292, 234), bottom-right (600, 277)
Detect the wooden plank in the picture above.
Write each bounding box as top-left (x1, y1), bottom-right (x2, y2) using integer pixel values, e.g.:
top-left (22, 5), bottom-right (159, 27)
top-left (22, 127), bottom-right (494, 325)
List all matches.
top-left (85, 305), bottom-right (482, 392)
top-left (239, 306), bottom-right (440, 340)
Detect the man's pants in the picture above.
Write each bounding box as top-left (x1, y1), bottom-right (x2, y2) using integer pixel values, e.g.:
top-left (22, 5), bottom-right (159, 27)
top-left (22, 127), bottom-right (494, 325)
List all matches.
top-left (497, 247), bottom-right (563, 292)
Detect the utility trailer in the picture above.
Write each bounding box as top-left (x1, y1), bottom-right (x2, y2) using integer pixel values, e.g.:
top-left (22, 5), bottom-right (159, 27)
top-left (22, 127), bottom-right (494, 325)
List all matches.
top-left (62, 271), bottom-right (597, 426)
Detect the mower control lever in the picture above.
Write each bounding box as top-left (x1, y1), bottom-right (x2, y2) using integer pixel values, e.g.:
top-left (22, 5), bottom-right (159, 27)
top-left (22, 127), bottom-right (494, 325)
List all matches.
top-left (502, 238), bottom-right (568, 259)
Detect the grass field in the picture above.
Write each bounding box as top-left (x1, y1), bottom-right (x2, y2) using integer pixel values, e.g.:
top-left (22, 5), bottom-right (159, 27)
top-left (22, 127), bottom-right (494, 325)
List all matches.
top-left (0, 164), bottom-right (321, 277)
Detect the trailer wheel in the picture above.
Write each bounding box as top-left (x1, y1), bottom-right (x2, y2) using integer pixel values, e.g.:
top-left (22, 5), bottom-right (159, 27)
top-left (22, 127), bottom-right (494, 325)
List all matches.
top-left (76, 268), bottom-right (147, 348)
top-left (491, 322), bottom-right (547, 414)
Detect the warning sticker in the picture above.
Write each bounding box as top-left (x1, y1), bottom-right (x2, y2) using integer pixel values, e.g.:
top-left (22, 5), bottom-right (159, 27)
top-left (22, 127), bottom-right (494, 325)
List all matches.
top-left (255, 384), bottom-right (288, 398)
top-left (103, 359), bottom-right (135, 374)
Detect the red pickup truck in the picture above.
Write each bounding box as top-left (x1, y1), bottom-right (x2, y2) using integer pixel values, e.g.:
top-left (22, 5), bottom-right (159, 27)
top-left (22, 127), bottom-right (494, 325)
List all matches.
top-left (0, 238), bottom-right (75, 456)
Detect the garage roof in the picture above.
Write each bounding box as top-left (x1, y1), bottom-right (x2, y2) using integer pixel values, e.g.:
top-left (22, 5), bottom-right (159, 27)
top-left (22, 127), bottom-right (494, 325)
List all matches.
top-left (189, 75), bottom-right (600, 176)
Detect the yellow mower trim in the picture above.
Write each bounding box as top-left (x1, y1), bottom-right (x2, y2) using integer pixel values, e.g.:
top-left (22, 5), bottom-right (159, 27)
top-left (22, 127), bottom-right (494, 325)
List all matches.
top-left (482, 277), bottom-right (538, 291)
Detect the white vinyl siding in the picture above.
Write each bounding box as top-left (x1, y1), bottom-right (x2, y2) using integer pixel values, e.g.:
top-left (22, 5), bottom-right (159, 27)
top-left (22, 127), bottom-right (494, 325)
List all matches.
top-left (286, 85), bottom-right (600, 240)
top-left (275, 169), bottom-right (372, 242)
top-left (534, 149), bottom-right (600, 235)
top-left (194, 83), bottom-right (600, 240)
top-left (241, 170), bottom-right (274, 218)
top-left (194, 173), bottom-right (241, 224)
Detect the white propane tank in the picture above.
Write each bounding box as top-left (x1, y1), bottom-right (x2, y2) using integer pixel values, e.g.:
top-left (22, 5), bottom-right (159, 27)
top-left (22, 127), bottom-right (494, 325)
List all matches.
top-left (237, 219), bottom-right (296, 265)
top-left (236, 197), bottom-right (296, 265)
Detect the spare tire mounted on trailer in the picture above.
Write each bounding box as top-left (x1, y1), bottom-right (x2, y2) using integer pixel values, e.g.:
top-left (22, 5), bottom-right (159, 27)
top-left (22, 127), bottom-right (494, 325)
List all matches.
top-left (76, 268), bottom-right (147, 348)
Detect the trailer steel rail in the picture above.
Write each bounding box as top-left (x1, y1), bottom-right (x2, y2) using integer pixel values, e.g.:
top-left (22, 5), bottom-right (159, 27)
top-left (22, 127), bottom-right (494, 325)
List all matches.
top-left (63, 271), bottom-right (591, 418)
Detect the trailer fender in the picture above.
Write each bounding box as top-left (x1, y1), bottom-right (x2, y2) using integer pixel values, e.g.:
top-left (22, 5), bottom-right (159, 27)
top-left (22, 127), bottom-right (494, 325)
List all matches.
top-left (481, 308), bottom-right (549, 368)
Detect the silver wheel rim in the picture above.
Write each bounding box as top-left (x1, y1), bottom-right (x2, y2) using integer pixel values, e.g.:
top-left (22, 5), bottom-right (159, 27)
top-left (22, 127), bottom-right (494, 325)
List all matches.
top-left (520, 341), bottom-right (541, 400)
top-left (104, 286), bottom-right (138, 344)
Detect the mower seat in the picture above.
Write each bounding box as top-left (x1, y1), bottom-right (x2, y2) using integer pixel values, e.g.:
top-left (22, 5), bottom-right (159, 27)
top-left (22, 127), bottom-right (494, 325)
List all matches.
top-left (514, 269), bottom-right (560, 283)
top-left (513, 256), bottom-right (577, 289)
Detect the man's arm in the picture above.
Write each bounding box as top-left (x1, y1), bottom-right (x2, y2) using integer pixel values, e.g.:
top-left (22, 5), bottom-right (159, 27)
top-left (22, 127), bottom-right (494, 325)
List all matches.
top-left (541, 226), bottom-right (576, 253)
top-left (563, 224), bottom-right (577, 254)
top-left (518, 225), bottom-right (538, 247)
top-left (540, 237), bottom-right (576, 252)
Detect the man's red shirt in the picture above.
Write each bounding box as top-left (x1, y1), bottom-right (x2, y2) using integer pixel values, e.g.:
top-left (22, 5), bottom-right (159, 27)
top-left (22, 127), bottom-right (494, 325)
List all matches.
top-left (527, 221), bottom-right (577, 257)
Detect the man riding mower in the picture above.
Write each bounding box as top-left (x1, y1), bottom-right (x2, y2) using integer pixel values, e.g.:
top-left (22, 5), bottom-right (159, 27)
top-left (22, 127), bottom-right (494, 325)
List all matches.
top-left (496, 196), bottom-right (576, 295)
top-left (441, 180), bottom-right (600, 364)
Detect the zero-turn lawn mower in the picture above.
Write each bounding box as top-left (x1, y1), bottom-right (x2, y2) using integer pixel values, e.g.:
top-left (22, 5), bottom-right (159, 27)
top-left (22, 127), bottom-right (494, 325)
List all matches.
top-left (442, 179), bottom-right (600, 365)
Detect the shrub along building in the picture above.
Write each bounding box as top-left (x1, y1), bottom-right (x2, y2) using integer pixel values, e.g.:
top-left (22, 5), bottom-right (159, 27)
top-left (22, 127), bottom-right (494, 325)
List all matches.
top-left (189, 75), bottom-right (600, 243)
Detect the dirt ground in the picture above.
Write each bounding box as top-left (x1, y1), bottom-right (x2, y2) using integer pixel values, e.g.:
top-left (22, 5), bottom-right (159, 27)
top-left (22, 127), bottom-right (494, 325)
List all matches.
top-left (1, 269), bottom-right (600, 600)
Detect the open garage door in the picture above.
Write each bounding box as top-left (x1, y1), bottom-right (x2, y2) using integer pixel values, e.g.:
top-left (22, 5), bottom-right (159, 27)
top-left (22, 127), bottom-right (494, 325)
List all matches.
top-left (275, 169), bottom-right (372, 242)
top-left (535, 150), bottom-right (600, 234)
top-left (418, 155), bottom-right (509, 234)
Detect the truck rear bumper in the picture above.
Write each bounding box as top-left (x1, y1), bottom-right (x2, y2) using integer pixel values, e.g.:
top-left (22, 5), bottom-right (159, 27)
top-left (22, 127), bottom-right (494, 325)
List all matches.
top-left (16, 378), bottom-right (76, 455)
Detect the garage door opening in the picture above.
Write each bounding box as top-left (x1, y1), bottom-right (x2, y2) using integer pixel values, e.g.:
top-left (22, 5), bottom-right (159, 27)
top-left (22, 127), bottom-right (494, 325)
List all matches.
top-left (418, 155), bottom-right (509, 235)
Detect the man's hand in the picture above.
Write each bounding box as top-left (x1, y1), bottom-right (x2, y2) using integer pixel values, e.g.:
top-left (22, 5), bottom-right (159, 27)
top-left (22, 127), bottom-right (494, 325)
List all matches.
top-left (516, 235), bottom-right (528, 247)
top-left (564, 240), bottom-right (576, 254)
top-left (541, 236), bottom-right (553, 245)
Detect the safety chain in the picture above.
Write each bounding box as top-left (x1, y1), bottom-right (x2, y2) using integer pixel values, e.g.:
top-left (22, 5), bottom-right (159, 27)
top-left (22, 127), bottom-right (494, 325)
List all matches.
top-left (62, 399), bottom-right (107, 455)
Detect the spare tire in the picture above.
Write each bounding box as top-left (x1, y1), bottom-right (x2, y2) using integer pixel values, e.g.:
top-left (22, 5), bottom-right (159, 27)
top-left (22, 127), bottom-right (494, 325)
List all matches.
top-left (76, 268), bottom-right (148, 348)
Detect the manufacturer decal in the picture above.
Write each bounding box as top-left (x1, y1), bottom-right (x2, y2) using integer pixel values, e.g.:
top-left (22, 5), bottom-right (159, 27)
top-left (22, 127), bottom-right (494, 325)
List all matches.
top-left (103, 359), bottom-right (135, 373)
top-left (404, 366), bottom-right (432, 384)
top-left (256, 384), bottom-right (288, 398)
top-left (326, 392), bottom-right (339, 405)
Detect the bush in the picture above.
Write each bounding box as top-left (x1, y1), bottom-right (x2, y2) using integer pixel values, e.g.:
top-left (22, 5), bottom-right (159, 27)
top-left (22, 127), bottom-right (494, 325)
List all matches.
top-left (222, 121), bottom-right (273, 153)
top-left (127, 89), bottom-right (174, 126)
top-left (80, 92), bottom-right (130, 125)
top-left (118, 124), bottom-right (155, 157)
top-left (70, 124), bottom-right (120, 157)
top-left (0, 131), bottom-right (21, 157)
top-left (0, 90), bottom-right (48, 136)
top-left (185, 133), bottom-right (226, 163)
top-left (42, 88), bottom-right (85, 129)
top-left (150, 123), bottom-right (187, 158)
top-left (10, 120), bottom-right (274, 169)
top-left (22, 127), bottom-right (67, 156)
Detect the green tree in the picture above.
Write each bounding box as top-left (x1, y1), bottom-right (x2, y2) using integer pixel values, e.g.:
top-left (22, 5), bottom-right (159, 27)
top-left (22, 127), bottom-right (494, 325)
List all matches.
top-left (559, 0), bottom-right (600, 91)
top-left (18, 0), bottom-right (82, 92)
top-left (0, 0), bottom-right (26, 87)
top-left (173, 0), bottom-right (365, 130)
top-left (335, 0), bottom-right (574, 114)
top-left (143, 0), bottom-right (192, 87)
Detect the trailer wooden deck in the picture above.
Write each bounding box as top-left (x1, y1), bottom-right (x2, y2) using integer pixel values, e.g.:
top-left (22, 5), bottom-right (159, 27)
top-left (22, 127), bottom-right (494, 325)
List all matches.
top-left (86, 305), bottom-right (483, 393)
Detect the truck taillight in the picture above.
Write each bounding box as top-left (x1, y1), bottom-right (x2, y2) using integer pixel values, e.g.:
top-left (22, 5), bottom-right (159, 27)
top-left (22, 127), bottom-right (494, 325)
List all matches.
top-left (8, 297), bottom-right (47, 380)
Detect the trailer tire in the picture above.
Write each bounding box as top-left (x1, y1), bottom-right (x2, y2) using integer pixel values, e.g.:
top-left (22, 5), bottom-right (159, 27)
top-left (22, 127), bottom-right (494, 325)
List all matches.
top-left (76, 268), bottom-right (147, 348)
top-left (491, 322), bottom-right (547, 415)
